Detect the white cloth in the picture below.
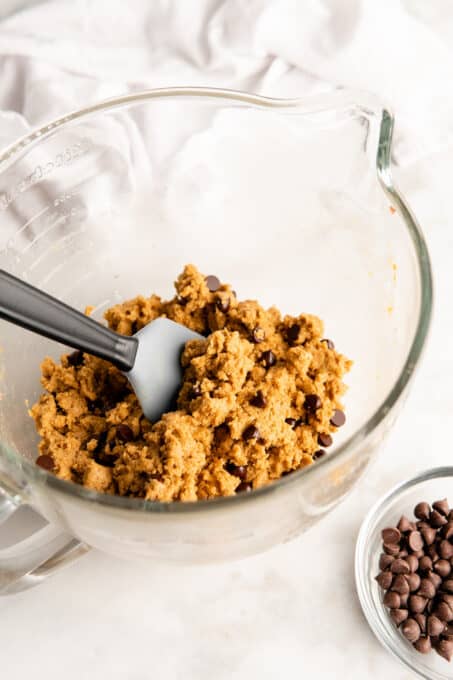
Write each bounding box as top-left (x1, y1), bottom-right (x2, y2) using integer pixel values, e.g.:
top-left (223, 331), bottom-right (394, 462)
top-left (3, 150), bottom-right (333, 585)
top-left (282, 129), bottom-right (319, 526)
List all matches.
top-left (1, 0), bottom-right (453, 165)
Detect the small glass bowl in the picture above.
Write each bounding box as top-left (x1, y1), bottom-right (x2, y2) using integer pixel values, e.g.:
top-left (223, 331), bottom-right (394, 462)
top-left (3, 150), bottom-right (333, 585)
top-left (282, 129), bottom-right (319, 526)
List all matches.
top-left (355, 467), bottom-right (453, 680)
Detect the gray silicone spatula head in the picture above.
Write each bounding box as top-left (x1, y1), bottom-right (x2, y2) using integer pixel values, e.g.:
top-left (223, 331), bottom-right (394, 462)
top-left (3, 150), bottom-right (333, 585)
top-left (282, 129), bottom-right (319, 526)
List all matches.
top-left (126, 317), bottom-right (203, 421)
top-left (0, 269), bottom-right (204, 422)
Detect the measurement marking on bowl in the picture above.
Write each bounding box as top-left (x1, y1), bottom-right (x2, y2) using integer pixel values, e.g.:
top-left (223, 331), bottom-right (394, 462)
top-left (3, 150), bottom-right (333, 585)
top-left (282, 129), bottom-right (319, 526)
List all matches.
top-left (19, 214), bottom-right (73, 255)
top-left (28, 226), bottom-right (87, 271)
top-left (7, 205), bottom-right (50, 246)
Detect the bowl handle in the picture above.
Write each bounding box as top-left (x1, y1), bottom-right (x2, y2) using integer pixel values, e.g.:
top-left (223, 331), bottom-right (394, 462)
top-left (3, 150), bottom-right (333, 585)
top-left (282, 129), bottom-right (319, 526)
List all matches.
top-left (0, 488), bottom-right (89, 595)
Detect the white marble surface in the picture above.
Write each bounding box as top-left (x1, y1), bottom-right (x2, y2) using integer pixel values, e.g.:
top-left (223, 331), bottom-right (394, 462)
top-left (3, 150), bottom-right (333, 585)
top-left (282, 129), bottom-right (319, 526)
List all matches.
top-left (0, 159), bottom-right (448, 679)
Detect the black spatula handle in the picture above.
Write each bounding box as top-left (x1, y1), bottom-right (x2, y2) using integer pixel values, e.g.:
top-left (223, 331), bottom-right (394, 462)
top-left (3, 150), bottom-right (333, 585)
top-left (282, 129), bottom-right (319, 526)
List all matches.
top-left (0, 269), bottom-right (137, 371)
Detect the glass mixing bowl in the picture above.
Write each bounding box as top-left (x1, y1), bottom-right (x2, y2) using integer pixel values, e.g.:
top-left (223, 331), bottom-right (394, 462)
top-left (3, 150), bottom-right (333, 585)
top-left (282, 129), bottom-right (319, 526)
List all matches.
top-left (0, 87), bottom-right (432, 594)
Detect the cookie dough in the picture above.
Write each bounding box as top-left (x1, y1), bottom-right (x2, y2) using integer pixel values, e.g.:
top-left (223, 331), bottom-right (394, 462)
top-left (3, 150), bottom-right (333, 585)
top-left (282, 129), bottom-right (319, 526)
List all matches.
top-left (31, 265), bottom-right (352, 501)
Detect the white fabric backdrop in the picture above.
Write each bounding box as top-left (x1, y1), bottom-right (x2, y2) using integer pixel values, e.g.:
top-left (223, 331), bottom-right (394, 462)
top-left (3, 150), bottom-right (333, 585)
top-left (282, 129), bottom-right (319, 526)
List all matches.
top-left (1, 0), bottom-right (453, 165)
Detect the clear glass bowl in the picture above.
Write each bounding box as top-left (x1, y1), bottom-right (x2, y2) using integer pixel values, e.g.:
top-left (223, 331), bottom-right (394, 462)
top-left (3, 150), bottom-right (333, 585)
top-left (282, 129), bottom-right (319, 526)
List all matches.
top-left (355, 468), bottom-right (453, 680)
top-left (0, 87), bottom-right (432, 592)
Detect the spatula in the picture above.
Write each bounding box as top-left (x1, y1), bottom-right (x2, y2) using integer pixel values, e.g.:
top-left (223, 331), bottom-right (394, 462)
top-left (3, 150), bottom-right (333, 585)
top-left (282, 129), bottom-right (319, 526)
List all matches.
top-left (0, 269), bottom-right (203, 421)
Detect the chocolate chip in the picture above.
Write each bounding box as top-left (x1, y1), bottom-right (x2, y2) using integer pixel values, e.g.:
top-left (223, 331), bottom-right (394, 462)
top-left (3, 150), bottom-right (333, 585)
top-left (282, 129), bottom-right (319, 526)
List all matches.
top-left (399, 549), bottom-right (409, 558)
top-left (391, 558), bottom-right (410, 575)
top-left (390, 609), bottom-right (409, 626)
top-left (242, 425), bottom-right (260, 441)
top-left (440, 540), bottom-right (453, 560)
top-left (313, 449), bottom-right (326, 460)
top-left (116, 424), bottom-right (133, 442)
top-left (413, 550), bottom-right (425, 559)
top-left (321, 338), bottom-right (335, 350)
top-left (442, 522), bottom-right (453, 540)
top-left (383, 591), bottom-right (401, 609)
top-left (216, 297), bottom-right (230, 313)
top-left (384, 543), bottom-right (400, 556)
top-left (406, 555), bottom-right (419, 573)
top-left (428, 571), bottom-right (443, 590)
top-left (287, 324), bottom-right (301, 343)
top-left (226, 463), bottom-right (247, 480)
top-left (36, 454), bottom-right (55, 471)
top-left (435, 601), bottom-right (453, 622)
top-left (250, 391), bottom-right (267, 408)
top-left (285, 418), bottom-right (297, 428)
top-left (304, 394), bottom-right (322, 412)
top-left (414, 614), bottom-right (427, 634)
top-left (427, 615), bottom-right (446, 636)
top-left (251, 327), bottom-right (266, 344)
top-left (205, 275), bottom-right (221, 292)
top-left (418, 579), bottom-right (436, 599)
top-left (443, 580), bottom-right (453, 593)
top-left (433, 499), bottom-right (450, 516)
top-left (330, 409), bottom-right (346, 428)
top-left (434, 560), bottom-right (451, 578)
top-left (260, 350), bottom-right (276, 368)
top-left (400, 592), bottom-right (409, 608)
top-left (376, 571), bottom-right (393, 589)
top-left (441, 594), bottom-right (453, 609)
top-left (419, 556), bottom-right (433, 573)
top-left (409, 595), bottom-right (428, 614)
top-left (420, 525), bottom-right (437, 547)
top-left (427, 545), bottom-right (439, 561)
top-left (414, 502), bottom-right (431, 521)
top-left (392, 574), bottom-right (410, 595)
top-left (318, 433), bottom-right (333, 448)
top-left (236, 481), bottom-right (252, 493)
top-left (430, 509), bottom-right (448, 528)
top-left (444, 623), bottom-right (453, 640)
top-left (401, 618), bottom-right (421, 642)
top-left (67, 350), bottom-right (83, 367)
top-left (397, 516), bottom-right (413, 534)
top-left (191, 385), bottom-right (202, 398)
top-left (379, 554), bottom-right (395, 570)
top-left (436, 639), bottom-right (453, 661)
top-left (414, 636), bottom-right (431, 654)
top-left (408, 531), bottom-right (424, 552)
top-left (382, 527), bottom-right (401, 544)
top-left (407, 573), bottom-right (421, 592)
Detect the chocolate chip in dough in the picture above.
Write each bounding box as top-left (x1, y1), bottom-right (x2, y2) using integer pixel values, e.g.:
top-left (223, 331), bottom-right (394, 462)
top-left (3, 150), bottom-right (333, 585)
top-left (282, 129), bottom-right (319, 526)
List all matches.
top-left (330, 409), bottom-right (346, 427)
top-left (242, 425), bottom-right (260, 441)
top-left (287, 324), bottom-right (301, 344)
top-left (236, 481), bottom-right (252, 493)
top-left (225, 463), bottom-right (247, 480)
top-left (205, 275), bottom-right (221, 292)
top-left (313, 449), bottom-right (326, 460)
top-left (250, 391), bottom-right (267, 408)
top-left (318, 433), bottom-right (333, 448)
top-left (304, 394), bottom-right (322, 412)
top-left (36, 454), bottom-right (55, 471)
top-left (216, 297), bottom-right (230, 313)
top-left (260, 350), bottom-right (276, 368)
top-left (321, 338), bottom-right (335, 350)
top-left (285, 418), bottom-right (297, 428)
top-left (251, 327), bottom-right (266, 344)
top-left (67, 350), bottom-right (83, 367)
top-left (116, 424), bottom-right (134, 442)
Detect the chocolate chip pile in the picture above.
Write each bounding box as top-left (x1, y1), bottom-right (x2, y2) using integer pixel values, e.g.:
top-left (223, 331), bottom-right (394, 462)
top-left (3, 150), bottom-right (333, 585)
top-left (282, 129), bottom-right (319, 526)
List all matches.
top-left (376, 499), bottom-right (453, 661)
